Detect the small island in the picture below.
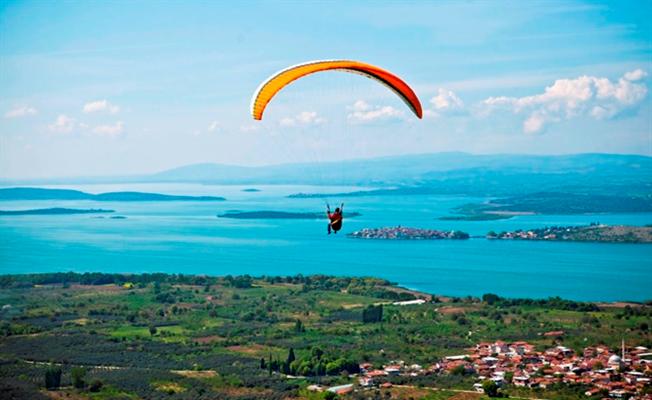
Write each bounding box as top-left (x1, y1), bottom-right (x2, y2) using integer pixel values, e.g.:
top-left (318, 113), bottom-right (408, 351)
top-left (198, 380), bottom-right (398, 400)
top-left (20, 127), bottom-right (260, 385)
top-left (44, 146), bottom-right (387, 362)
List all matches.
top-left (349, 226), bottom-right (469, 240)
top-left (0, 208), bottom-right (114, 216)
top-left (439, 213), bottom-right (512, 221)
top-left (218, 211), bottom-right (361, 219)
top-left (487, 223), bottom-right (652, 244)
top-left (241, 188), bottom-right (261, 192)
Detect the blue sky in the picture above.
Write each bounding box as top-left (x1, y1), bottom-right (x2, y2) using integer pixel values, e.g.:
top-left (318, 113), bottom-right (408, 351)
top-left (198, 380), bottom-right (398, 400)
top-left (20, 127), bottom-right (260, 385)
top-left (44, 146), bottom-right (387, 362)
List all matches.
top-left (1, 0), bottom-right (651, 179)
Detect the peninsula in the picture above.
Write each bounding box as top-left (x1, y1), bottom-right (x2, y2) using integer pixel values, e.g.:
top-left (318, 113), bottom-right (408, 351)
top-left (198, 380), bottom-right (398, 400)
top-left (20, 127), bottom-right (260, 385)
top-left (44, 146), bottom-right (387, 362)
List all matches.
top-left (455, 192), bottom-right (652, 216)
top-left (488, 224), bottom-right (652, 244)
top-left (0, 208), bottom-right (114, 216)
top-left (0, 187), bottom-right (225, 201)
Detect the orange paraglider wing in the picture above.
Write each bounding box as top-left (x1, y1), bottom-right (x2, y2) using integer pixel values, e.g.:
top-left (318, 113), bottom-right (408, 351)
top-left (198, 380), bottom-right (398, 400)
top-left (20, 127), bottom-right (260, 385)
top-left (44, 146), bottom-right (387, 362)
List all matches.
top-left (250, 60), bottom-right (422, 120)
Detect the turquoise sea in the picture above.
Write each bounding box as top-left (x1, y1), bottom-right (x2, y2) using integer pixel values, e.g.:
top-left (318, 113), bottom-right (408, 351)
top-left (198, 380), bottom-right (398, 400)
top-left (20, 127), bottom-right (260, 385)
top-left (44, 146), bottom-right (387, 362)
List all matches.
top-left (1, 183), bottom-right (651, 302)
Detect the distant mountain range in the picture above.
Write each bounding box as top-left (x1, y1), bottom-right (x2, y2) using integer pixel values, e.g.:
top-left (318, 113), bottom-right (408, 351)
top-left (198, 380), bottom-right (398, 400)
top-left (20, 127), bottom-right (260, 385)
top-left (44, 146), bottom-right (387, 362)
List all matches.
top-left (148, 153), bottom-right (652, 187)
top-left (2, 153), bottom-right (651, 196)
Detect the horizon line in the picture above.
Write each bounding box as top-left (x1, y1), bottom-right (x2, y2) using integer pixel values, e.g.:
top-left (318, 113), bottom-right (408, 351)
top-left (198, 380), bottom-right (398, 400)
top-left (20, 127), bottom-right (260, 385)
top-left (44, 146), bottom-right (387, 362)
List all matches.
top-left (1, 150), bottom-right (650, 183)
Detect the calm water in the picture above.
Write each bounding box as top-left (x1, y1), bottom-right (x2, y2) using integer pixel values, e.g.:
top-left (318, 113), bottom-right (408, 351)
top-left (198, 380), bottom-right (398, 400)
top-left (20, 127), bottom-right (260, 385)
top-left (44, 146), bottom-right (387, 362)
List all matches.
top-left (1, 183), bottom-right (651, 302)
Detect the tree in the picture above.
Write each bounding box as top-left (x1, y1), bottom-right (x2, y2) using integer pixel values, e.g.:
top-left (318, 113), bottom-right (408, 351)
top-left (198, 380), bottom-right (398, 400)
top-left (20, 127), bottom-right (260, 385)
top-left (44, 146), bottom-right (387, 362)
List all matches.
top-left (149, 325), bottom-right (157, 336)
top-left (44, 366), bottom-right (62, 390)
top-left (325, 360), bottom-right (341, 375)
top-left (316, 360), bottom-right (325, 377)
top-left (282, 361), bottom-right (291, 375)
top-left (71, 367), bottom-right (86, 389)
top-left (362, 304), bottom-right (383, 323)
top-left (504, 371), bottom-right (514, 384)
top-left (482, 380), bottom-right (499, 397)
top-left (451, 365), bottom-right (466, 375)
top-left (287, 347), bottom-right (296, 365)
top-left (311, 347), bottom-right (324, 360)
top-left (294, 319), bottom-right (304, 333)
top-left (296, 360), bottom-right (313, 376)
top-left (324, 391), bottom-right (338, 400)
top-left (260, 357), bottom-right (266, 370)
top-left (89, 379), bottom-right (103, 392)
top-left (482, 293), bottom-right (501, 305)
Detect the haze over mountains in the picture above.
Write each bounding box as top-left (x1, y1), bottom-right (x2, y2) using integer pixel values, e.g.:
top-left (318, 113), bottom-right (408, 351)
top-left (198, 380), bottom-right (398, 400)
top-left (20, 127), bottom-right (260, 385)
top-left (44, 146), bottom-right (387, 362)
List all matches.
top-left (2, 153), bottom-right (651, 196)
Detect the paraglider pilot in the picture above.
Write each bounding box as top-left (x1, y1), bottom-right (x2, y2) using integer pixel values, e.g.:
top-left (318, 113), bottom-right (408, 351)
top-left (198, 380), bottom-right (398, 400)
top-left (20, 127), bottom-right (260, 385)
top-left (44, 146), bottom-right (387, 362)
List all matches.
top-left (326, 203), bottom-right (344, 235)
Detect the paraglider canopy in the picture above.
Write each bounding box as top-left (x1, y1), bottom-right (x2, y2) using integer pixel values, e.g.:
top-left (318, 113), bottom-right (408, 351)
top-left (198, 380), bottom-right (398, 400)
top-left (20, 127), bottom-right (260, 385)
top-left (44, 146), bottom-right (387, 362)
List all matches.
top-left (250, 60), bottom-right (423, 120)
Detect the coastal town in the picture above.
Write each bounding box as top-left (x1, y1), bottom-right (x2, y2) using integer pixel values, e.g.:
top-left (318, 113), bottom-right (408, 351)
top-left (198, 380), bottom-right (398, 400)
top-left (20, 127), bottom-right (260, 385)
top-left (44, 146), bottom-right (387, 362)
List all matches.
top-left (309, 339), bottom-right (652, 399)
top-left (347, 224), bottom-right (652, 244)
top-left (348, 226), bottom-right (470, 240)
top-left (487, 224), bottom-right (652, 244)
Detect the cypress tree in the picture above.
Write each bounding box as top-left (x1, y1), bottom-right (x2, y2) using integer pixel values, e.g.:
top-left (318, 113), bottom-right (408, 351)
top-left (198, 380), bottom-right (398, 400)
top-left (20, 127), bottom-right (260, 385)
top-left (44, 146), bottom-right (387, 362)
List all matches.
top-left (287, 347), bottom-right (296, 364)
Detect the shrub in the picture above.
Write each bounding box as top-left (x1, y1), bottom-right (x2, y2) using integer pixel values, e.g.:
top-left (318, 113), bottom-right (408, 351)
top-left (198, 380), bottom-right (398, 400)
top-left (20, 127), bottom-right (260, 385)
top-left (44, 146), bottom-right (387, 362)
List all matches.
top-left (71, 367), bottom-right (86, 389)
top-left (44, 366), bottom-right (62, 390)
top-left (482, 380), bottom-right (499, 397)
top-left (324, 391), bottom-right (338, 400)
top-left (89, 379), bottom-right (103, 392)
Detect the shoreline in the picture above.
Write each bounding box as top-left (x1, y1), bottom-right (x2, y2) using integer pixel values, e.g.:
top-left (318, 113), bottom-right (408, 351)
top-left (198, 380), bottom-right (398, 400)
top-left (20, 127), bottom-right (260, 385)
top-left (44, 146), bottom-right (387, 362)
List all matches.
top-left (2, 271), bottom-right (649, 306)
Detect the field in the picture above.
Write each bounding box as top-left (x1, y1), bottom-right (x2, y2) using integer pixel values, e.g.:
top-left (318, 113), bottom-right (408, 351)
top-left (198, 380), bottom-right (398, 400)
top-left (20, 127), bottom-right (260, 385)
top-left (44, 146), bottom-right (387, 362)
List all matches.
top-left (0, 273), bottom-right (650, 399)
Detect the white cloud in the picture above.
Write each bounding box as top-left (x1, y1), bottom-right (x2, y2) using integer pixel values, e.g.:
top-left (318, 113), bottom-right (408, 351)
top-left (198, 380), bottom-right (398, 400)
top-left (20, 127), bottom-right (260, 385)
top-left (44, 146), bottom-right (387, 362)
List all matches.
top-left (424, 88), bottom-right (464, 118)
top-left (5, 106), bottom-right (37, 118)
top-left (279, 111), bottom-right (326, 127)
top-left (208, 120), bottom-right (220, 132)
top-left (83, 99), bottom-right (120, 114)
top-left (523, 112), bottom-right (547, 134)
top-left (624, 69), bottom-right (647, 82)
top-left (92, 121), bottom-right (124, 137)
top-left (346, 100), bottom-right (404, 123)
top-left (240, 124), bottom-right (260, 133)
top-left (49, 114), bottom-right (76, 133)
top-left (481, 69), bottom-right (648, 133)
top-left (431, 88), bottom-right (464, 111)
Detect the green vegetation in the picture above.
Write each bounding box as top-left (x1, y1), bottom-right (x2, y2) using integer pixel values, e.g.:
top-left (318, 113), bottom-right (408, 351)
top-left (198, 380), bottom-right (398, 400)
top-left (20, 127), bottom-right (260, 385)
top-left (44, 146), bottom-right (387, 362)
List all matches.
top-left (362, 304), bottom-right (383, 323)
top-left (44, 365), bottom-right (62, 390)
top-left (0, 272), bottom-right (650, 399)
top-left (482, 380), bottom-right (500, 397)
top-left (71, 366), bottom-right (87, 389)
top-left (488, 223), bottom-right (652, 243)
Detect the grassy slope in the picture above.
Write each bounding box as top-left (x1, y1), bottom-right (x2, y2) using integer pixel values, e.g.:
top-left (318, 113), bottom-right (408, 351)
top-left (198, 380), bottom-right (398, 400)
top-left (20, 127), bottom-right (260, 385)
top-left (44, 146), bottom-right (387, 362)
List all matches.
top-left (0, 276), bottom-right (650, 400)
